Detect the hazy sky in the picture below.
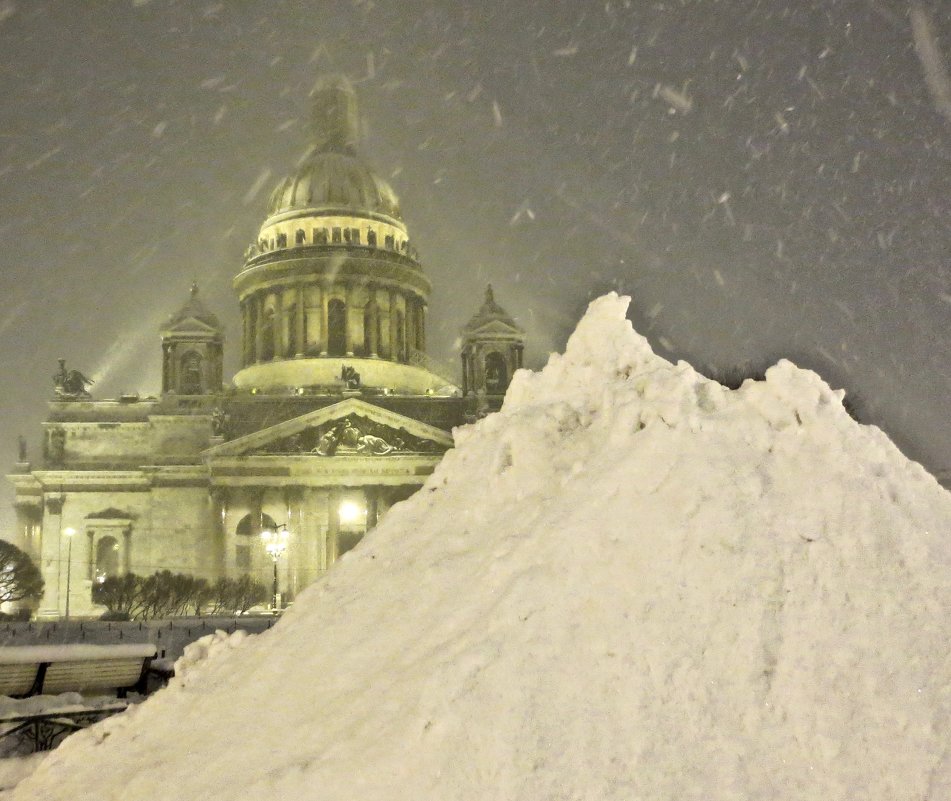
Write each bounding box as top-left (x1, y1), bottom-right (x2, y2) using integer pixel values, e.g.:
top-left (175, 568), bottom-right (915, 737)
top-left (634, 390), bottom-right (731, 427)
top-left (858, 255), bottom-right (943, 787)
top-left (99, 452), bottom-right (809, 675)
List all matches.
top-left (0, 0), bottom-right (948, 532)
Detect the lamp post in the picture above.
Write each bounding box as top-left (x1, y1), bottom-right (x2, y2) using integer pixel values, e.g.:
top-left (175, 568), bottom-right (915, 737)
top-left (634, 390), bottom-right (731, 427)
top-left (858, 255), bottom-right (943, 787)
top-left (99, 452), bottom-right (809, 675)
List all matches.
top-left (63, 526), bottom-right (76, 621)
top-left (261, 525), bottom-right (288, 612)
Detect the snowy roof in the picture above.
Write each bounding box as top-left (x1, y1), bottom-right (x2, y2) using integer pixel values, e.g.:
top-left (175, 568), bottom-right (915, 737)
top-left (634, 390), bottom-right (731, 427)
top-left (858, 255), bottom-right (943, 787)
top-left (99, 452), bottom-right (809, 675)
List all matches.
top-left (462, 284), bottom-right (523, 334)
top-left (161, 284), bottom-right (222, 334)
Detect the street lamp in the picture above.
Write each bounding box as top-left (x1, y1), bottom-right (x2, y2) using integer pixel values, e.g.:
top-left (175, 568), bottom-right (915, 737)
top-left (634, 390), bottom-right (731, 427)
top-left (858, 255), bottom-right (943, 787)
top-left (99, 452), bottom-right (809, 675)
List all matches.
top-left (261, 525), bottom-right (289, 612)
top-left (63, 527), bottom-right (76, 621)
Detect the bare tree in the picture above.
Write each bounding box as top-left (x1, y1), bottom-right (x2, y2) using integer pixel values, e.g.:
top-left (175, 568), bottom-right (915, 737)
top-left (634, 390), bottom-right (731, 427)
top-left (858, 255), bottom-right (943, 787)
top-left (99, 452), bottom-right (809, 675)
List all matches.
top-left (0, 540), bottom-right (44, 605)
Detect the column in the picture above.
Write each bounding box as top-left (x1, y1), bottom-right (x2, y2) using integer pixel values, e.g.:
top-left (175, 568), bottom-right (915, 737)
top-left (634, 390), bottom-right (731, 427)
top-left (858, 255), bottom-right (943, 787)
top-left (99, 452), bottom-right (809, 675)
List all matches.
top-left (249, 488), bottom-right (264, 536)
top-left (327, 488), bottom-right (340, 566)
top-left (41, 494), bottom-right (65, 616)
top-left (367, 286), bottom-right (379, 358)
top-left (389, 290), bottom-right (399, 362)
top-left (273, 291), bottom-right (284, 359)
top-left (405, 297), bottom-right (416, 357)
top-left (367, 487), bottom-right (379, 529)
top-left (295, 285), bottom-right (306, 357)
top-left (122, 527), bottom-right (132, 575)
top-left (210, 488), bottom-right (227, 579)
top-left (86, 530), bottom-right (95, 581)
top-left (418, 302), bottom-right (427, 352)
top-left (320, 287), bottom-right (329, 356)
top-left (240, 302), bottom-right (248, 367)
top-left (344, 284), bottom-right (355, 357)
top-left (254, 293), bottom-right (265, 365)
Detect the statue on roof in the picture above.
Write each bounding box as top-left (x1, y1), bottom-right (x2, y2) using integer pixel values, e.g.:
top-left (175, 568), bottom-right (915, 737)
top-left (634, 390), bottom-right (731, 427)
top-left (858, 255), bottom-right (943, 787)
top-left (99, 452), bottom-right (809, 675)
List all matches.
top-left (53, 358), bottom-right (93, 400)
top-left (341, 364), bottom-right (361, 390)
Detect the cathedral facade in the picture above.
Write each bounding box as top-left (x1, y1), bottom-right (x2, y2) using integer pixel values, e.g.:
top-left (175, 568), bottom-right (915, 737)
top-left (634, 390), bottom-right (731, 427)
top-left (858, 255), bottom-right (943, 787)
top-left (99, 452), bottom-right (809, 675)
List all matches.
top-left (7, 79), bottom-right (525, 618)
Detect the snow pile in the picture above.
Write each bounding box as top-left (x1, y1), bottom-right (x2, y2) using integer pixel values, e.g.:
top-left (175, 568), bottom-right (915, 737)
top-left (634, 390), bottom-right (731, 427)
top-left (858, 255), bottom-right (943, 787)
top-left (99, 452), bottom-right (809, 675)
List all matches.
top-left (14, 294), bottom-right (951, 800)
top-left (171, 628), bottom-right (249, 685)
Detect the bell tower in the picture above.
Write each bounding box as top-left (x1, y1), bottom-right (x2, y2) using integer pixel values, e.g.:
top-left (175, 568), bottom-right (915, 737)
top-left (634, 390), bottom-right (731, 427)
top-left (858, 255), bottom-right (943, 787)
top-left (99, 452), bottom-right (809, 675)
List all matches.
top-left (160, 283), bottom-right (224, 395)
top-left (461, 285), bottom-right (525, 397)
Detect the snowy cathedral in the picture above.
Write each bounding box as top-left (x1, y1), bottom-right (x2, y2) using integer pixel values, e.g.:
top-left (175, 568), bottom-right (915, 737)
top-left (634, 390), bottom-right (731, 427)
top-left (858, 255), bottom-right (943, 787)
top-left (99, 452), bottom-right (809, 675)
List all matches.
top-left (8, 79), bottom-right (525, 618)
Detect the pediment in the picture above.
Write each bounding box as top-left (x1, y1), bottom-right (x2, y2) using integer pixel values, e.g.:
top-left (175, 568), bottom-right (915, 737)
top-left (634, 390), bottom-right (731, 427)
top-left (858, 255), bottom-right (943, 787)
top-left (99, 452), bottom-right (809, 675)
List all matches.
top-left (467, 319), bottom-right (524, 337)
top-left (204, 398), bottom-right (453, 458)
top-left (86, 507), bottom-right (134, 520)
top-left (162, 316), bottom-right (221, 337)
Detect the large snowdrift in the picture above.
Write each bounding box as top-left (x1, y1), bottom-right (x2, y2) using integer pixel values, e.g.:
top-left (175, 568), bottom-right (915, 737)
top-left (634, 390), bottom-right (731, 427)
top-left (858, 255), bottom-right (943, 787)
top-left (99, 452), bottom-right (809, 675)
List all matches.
top-left (15, 294), bottom-right (951, 800)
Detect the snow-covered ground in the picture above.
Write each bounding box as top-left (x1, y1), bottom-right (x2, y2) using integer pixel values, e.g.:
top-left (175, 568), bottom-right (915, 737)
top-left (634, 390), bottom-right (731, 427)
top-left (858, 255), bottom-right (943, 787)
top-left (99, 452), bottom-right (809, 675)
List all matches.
top-left (10, 295), bottom-right (951, 800)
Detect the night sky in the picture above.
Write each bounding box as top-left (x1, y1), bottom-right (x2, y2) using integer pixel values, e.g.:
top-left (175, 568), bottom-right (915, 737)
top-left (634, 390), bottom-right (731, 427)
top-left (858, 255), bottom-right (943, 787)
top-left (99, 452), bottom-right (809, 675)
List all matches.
top-left (0, 0), bottom-right (948, 532)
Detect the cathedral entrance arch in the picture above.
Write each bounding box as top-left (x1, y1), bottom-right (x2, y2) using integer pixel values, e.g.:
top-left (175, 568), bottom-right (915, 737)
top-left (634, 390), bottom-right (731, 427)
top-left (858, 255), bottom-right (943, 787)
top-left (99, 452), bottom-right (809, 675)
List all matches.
top-left (235, 512), bottom-right (277, 572)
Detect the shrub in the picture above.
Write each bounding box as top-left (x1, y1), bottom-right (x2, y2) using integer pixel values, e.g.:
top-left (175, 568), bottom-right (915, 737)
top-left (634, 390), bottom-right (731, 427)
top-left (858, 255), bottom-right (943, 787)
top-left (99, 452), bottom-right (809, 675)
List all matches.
top-left (93, 571), bottom-right (266, 619)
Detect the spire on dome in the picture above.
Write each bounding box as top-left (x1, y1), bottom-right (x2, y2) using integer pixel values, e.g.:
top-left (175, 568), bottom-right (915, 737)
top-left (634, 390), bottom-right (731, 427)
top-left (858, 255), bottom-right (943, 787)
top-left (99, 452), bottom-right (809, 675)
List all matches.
top-left (309, 75), bottom-right (360, 155)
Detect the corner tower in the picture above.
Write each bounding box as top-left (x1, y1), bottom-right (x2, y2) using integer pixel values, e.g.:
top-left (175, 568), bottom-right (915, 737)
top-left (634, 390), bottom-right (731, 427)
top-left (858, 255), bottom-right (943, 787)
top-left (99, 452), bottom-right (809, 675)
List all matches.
top-left (461, 285), bottom-right (525, 397)
top-left (232, 76), bottom-right (440, 395)
top-left (160, 283), bottom-right (223, 395)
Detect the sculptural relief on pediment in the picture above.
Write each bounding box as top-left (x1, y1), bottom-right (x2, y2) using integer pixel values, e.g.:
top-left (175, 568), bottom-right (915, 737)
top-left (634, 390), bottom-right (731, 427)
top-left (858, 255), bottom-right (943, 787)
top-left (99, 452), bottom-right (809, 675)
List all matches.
top-left (256, 414), bottom-right (444, 457)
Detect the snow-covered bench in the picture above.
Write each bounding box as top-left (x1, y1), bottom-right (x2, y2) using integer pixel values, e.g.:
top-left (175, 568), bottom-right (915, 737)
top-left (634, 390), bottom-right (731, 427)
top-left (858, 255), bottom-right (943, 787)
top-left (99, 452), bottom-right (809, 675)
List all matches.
top-left (0, 644), bottom-right (157, 753)
top-left (0, 644), bottom-right (157, 698)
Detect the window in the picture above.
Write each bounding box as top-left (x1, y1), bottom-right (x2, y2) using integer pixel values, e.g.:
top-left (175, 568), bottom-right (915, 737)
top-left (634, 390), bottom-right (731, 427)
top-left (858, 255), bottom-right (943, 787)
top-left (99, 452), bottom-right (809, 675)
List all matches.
top-left (276, 232), bottom-right (287, 248)
top-left (95, 536), bottom-right (120, 584)
top-left (384, 234), bottom-right (394, 249)
top-left (367, 229), bottom-right (377, 247)
top-left (485, 352), bottom-right (509, 393)
top-left (332, 227), bottom-right (342, 243)
top-left (295, 229), bottom-right (306, 244)
top-left (314, 228), bottom-right (328, 244)
top-left (351, 228), bottom-right (361, 244)
top-left (180, 351), bottom-right (203, 394)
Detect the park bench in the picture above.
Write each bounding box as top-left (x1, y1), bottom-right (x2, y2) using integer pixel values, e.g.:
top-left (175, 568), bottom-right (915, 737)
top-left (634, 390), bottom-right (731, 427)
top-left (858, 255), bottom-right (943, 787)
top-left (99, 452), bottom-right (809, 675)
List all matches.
top-left (0, 643), bottom-right (157, 753)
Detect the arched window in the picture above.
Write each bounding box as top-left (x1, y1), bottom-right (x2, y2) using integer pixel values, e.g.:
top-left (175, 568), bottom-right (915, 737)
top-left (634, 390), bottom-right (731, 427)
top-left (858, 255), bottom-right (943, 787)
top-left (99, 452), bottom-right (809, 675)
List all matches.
top-left (295, 229), bottom-right (306, 245)
top-left (180, 351), bottom-right (203, 394)
top-left (327, 299), bottom-right (347, 356)
top-left (235, 512), bottom-right (277, 572)
top-left (95, 536), bottom-right (120, 584)
top-left (484, 351), bottom-right (509, 393)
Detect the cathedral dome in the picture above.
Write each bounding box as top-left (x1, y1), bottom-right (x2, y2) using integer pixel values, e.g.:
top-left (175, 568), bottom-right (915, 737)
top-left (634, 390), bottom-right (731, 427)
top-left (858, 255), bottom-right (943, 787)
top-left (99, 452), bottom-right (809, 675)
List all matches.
top-left (264, 76), bottom-right (401, 222)
top-left (265, 150), bottom-right (402, 220)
